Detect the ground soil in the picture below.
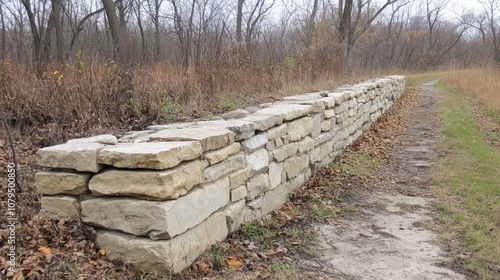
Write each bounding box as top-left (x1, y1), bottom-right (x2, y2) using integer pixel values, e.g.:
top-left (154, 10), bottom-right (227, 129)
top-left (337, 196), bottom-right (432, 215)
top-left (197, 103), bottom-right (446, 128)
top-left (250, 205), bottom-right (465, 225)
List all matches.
top-left (295, 81), bottom-right (470, 279)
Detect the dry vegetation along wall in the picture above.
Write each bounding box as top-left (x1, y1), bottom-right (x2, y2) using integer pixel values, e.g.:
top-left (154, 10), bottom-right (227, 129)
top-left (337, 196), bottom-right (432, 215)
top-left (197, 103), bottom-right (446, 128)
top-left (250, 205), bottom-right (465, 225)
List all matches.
top-left (35, 76), bottom-right (405, 274)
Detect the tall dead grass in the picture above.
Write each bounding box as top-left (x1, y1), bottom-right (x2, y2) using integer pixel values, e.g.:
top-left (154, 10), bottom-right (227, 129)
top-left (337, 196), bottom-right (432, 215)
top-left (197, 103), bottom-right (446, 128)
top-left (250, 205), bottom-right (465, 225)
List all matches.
top-left (442, 68), bottom-right (500, 113)
top-left (0, 57), bottom-right (360, 147)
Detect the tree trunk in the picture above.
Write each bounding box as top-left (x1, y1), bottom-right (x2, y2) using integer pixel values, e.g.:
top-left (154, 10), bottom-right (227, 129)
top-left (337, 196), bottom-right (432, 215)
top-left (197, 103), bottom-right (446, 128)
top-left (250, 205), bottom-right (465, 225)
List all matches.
top-left (236, 0), bottom-right (244, 43)
top-left (101, 0), bottom-right (126, 63)
top-left (20, 0), bottom-right (42, 64)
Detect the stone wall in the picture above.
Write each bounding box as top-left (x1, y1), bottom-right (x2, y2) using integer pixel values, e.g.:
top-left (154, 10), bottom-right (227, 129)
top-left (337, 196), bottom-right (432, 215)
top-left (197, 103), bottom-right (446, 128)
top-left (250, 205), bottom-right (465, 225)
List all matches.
top-left (35, 76), bottom-right (405, 274)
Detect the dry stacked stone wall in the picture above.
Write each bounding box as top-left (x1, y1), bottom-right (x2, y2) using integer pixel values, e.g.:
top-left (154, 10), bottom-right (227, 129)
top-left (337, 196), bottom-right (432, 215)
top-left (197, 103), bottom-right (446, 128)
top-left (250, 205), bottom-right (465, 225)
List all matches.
top-left (35, 76), bottom-right (405, 273)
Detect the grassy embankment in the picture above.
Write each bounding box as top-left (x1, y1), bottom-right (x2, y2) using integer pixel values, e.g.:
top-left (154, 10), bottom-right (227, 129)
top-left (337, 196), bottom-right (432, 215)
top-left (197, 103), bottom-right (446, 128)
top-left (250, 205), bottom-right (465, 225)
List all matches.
top-left (410, 68), bottom-right (500, 279)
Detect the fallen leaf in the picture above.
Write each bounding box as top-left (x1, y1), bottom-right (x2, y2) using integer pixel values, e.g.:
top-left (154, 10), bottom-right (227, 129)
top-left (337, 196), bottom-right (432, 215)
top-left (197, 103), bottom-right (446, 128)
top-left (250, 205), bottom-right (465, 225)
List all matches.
top-left (38, 247), bottom-right (52, 254)
top-left (197, 260), bottom-right (211, 274)
top-left (225, 256), bottom-right (243, 268)
top-left (98, 248), bottom-right (106, 256)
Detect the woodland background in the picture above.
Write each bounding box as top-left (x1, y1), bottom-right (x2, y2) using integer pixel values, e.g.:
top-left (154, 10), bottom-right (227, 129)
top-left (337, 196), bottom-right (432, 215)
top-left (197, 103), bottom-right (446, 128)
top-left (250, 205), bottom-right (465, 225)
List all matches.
top-left (0, 0), bottom-right (499, 146)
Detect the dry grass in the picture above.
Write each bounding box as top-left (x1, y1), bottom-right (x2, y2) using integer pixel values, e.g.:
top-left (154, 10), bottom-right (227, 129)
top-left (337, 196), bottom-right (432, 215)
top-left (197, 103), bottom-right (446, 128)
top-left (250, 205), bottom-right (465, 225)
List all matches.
top-left (442, 68), bottom-right (500, 113)
top-left (0, 58), bottom-right (365, 148)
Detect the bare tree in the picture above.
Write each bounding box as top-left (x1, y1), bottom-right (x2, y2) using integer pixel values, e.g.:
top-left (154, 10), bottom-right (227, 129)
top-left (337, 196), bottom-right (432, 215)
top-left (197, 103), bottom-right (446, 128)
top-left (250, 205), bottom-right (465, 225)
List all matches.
top-left (334, 0), bottom-right (403, 69)
top-left (478, 0), bottom-right (500, 64)
top-left (102, 0), bottom-right (127, 63)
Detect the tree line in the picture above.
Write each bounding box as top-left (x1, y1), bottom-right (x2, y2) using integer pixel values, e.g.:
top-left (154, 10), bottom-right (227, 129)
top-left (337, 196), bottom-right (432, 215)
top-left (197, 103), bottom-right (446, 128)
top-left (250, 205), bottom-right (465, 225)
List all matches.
top-left (0, 0), bottom-right (499, 75)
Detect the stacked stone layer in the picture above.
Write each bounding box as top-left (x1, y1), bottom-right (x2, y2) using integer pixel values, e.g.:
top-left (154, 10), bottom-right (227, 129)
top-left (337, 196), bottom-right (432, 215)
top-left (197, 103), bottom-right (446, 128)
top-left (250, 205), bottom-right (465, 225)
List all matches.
top-left (35, 75), bottom-right (405, 273)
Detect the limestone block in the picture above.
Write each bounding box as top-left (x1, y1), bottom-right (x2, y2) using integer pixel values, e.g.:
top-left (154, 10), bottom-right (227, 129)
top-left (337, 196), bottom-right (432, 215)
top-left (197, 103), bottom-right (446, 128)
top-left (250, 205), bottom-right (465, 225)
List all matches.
top-left (327, 91), bottom-right (347, 104)
top-left (262, 174), bottom-right (305, 215)
top-left (203, 143), bottom-right (241, 165)
top-left (265, 141), bottom-right (275, 151)
top-left (241, 133), bottom-right (268, 151)
top-left (246, 149), bottom-right (269, 174)
top-left (334, 102), bottom-right (348, 115)
top-left (284, 155), bottom-right (309, 179)
top-left (314, 129), bottom-right (337, 146)
top-left (82, 178), bottom-right (229, 240)
top-left (96, 211), bottom-right (228, 274)
top-left (271, 142), bottom-right (298, 162)
top-left (222, 109), bottom-right (250, 120)
top-left (281, 93), bottom-right (326, 113)
top-left (297, 136), bottom-right (315, 153)
top-left (97, 142), bottom-right (202, 170)
top-left (67, 134), bottom-right (117, 145)
top-left (225, 200), bottom-right (246, 233)
top-left (118, 130), bottom-right (154, 143)
top-left (229, 166), bottom-right (251, 189)
top-left (323, 109), bottom-right (335, 119)
top-left (242, 114), bottom-right (283, 131)
top-left (319, 141), bottom-right (334, 160)
top-left (247, 196), bottom-right (263, 210)
top-left (267, 124), bottom-right (287, 140)
top-left (149, 120), bottom-right (255, 141)
top-left (36, 171), bottom-right (90, 195)
top-left (321, 119), bottom-right (335, 132)
top-left (310, 147), bottom-right (321, 163)
top-left (205, 154), bottom-right (245, 182)
top-left (40, 196), bottom-right (80, 221)
top-left (231, 185), bottom-right (248, 202)
top-left (246, 173), bottom-right (270, 200)
top-left (287, 117), bottom-right (313, 142)
top-left (320, 96), bottom-right (336, 108)
top-left (269, 161), bottom-right (283, 189)
top-left (149, 127), bottom-right (234, 152)
top-left (252, 104), bottom-right (312, 121)
top-left (89, 160), bottom-right (206, 200)
top-left (311, 114), bottom-right (323, 138)
top-left (275, 138), bottom-right (284, 148)
top-left (37, 142), bottom-right (106, 172)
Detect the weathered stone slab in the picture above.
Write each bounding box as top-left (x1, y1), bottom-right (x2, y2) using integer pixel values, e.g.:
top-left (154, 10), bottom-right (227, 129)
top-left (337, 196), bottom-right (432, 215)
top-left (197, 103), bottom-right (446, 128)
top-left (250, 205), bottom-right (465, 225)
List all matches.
top-left (247, 196), bottom-right (263, 209)
top-left (98, 142), bottom-right (202, 170)
top-left (96, 211), bottom-right (228, 274)
top-left (67, 134), bottom-right (117, 145)
top-left (253, 104), bottom-right (312, 121)
top-left (241, 133), bottom-right (268, 151)
top-left (205, 154), bottom-right (245, 181)
top-left (246, 149), bottom-right (269, 174)
top-left (226, 200), bottom-right (246, 233)
top-left (262, 174), bottom-right (305, 215)
top-left (229, 166), bottom-right (251, 189)
top-left (297, 136), bottom-right (315, 153)
top-left (284, 155), bottom-right (309, 179)
top-left (118, 130), bottom-right (154, 143)
top-left (321, 119), bottom-right (335, 132)
top-left (203, 143), bottom-right (241, 165)
top-left (40, 196), bottom-right (80, 220)
top-left (36, 171), bottom-right (90, 195)
top-left (82, 178), bottom-right (229, 240)
top-left (149, 127), bottom-right (234, 152)
top-left (287, 117), bottom-right (313, 142)
top-left (151, 120), bottom-right (255, 141)
top-left (89, 160), bottom-right (206, 200)
top-left (37, 142), bottom-right (106, 172)
top-left (247, 173), bottom-right (270, 200)
top-left (324, 109), bottom-right (335, 119)
top-left (242, 114), bottom-right (283, 131)
top-left (311, 114), bottom-right (323, 138)
top-left (266, 124), bottom-right (287, 140)
top-left (231, 185), bottom-right (248, 202)
top-left (271, 142), bottom-right (298, 162)
top-left (269, 162), bottom-right (283, 189)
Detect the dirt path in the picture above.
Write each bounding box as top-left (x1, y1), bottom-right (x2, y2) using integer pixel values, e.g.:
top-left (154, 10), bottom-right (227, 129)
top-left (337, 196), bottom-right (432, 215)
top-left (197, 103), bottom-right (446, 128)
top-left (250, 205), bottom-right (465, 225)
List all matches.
top-left (298, 81), bottom-right (468, 279)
